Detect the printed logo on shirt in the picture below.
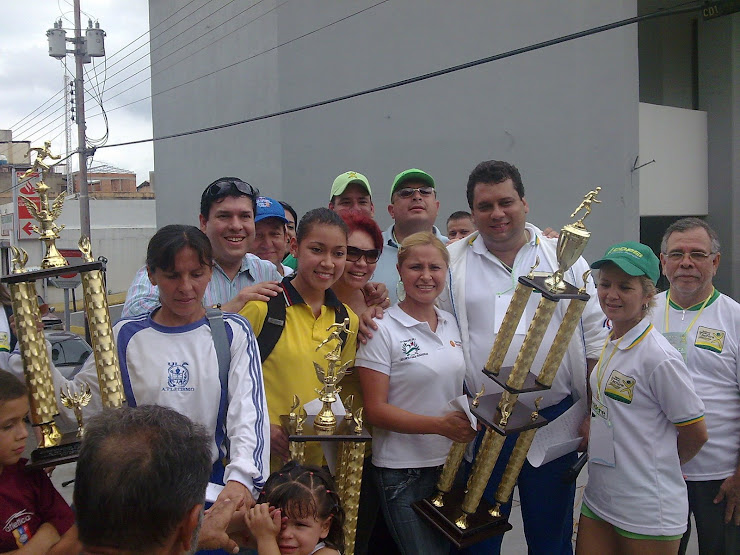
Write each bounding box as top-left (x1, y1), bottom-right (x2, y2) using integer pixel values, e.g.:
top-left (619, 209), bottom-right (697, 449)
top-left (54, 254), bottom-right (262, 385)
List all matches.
top-left (162, 361), bottom-right (195, 392)
top-left (400, 338), bottom-right (427, 361)
top-left (604, 370), bottom-right (636, 404)
top-left (449, 340), bottom-right (462, 348)
top-left (602, 318), bottom-right (612, 331)
top-left (0, 331), bottom-right (9, 350)
top-left (694, 326), bottom-right (725, 353)
top-left (4, 510), bottom-right (33, 546)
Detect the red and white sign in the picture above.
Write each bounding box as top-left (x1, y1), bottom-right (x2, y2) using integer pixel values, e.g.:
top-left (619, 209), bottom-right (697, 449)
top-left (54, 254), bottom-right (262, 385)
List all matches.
top-left (17, 172), bottom-right (40, 240)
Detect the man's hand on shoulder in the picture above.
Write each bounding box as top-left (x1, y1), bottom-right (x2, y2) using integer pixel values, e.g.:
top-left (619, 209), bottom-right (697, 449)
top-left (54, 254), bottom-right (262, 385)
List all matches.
top-left (221, 281), bottom-right (282, 312)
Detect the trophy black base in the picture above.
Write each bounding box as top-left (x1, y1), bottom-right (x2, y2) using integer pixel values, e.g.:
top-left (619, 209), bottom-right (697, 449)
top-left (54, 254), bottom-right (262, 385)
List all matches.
top-left (280, 415), bottom-right (372, 442)
top-left (471, 393), bottom-right (549, 435)
top-left (29, 431), bottom-right (81, 468)
top-left (412, 489), bottom-right (512, 548)
top-left (518, 275), bottom-right (590, 302)
top-left (483, 365), bottom-right (551, 393)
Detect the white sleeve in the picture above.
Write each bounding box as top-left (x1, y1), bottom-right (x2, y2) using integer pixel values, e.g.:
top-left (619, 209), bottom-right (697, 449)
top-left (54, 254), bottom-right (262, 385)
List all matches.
top-left (650, 353), bottom-right (705, 425)
top-left (355, 321), bottom-right (392, 375)
top-left (0, 307), bottom-right (11, 371)
top-left (222, 315), bottom-right (270, 496)
top-left (574, 257), bottom-right (608, 360)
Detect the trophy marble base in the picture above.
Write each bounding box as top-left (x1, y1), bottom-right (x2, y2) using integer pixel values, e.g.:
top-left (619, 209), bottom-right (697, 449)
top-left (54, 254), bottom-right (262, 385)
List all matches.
top-left (280, 415), bottom-right (372, 442)
top-left (471, 393), bottom-right (549, 436)
top-left (483, 365), bottom-right (551, 393)
top-left (29, 431), bottom-right (81, 468)
top-left (412, 489), bottom-right (512, 548)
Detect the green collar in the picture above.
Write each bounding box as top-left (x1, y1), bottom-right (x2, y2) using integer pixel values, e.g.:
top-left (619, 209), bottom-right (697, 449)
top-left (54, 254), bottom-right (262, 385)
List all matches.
top-left (668, 287), bottom-right (719, 311)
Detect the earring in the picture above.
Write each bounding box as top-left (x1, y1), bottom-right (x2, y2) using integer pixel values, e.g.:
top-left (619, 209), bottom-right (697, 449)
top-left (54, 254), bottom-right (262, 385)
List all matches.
top-left (396, 280), bottom-right (406, 302)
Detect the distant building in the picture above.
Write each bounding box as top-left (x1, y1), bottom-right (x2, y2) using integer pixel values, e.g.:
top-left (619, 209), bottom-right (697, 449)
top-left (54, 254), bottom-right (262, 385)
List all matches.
top-left (71, 162), bottom-right (155, 199)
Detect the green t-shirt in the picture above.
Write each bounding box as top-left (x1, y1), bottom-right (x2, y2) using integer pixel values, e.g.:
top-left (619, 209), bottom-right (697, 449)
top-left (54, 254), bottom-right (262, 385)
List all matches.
top-left (282, 253), bottom-right (298, 270)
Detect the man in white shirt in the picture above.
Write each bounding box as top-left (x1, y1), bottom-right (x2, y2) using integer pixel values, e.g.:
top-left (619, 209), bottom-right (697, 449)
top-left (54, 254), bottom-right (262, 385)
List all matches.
top-left (438, 160), bottom-right (605, 555)
top-left (651, 217), bottom-right (740, 555)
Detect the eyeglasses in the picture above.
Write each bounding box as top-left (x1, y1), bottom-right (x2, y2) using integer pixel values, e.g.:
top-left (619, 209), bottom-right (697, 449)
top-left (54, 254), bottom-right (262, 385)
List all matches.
top-left (203, 179), bottom-right (259, 201)
top-left (664, 251), bottom-right (716, 262)
top-left (346, 246), bottom-right (381, 264)
top-left (394, 186), bottom-right (435, 199)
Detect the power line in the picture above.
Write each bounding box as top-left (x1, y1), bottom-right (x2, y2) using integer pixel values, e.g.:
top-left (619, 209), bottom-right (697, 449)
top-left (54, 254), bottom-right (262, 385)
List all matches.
top-left (97, 1), bottom-right (705, 151)
top-left (86, 0), bottom-right (389, 120)
top-left (9, 87), bottom-right (65, 130)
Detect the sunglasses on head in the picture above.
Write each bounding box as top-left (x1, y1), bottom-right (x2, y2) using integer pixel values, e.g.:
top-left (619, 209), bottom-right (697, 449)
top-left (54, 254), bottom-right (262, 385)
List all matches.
top-left (203, 179), bottom-right (259, 201)
top-left (346, 246), bottom-right (380, 264)
top-left (395, 185), bottom-right (435, 199)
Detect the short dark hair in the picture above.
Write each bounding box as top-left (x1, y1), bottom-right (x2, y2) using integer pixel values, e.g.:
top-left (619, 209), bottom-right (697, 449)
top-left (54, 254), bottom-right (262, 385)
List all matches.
top-left (0, 370), bottom-right (27, 405)
top-left (339, 209), bottom-right (383, 251)
top-left (447, 211), bottom-right (473, 225)
top-left (660, 217), bottom-right (721, 254)
top-left (296, 207), bottom-right (348, 243)
top-left (279, 201), bottom-right (298, 224)
top-left (199, 177), bottom-right (259, 220)
top-left (146, 224), bottom-right (213, 274)
top-left (74, 405), bottom-right (211, 553)
top-left (259, 462), bottom-right (345, 553)
top-left (466, 160), bottom-right (525, 209)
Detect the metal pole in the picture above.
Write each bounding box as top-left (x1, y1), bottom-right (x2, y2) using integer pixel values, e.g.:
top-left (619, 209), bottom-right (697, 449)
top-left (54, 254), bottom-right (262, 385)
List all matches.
top-left (73, 0), bottom-right (91, 239)
top-left (63, 288), bottom-right (71, 331)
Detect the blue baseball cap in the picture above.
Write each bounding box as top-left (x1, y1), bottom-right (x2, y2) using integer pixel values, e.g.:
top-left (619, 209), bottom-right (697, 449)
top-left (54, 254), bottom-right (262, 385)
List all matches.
top-left (255, 196), bottom-right (289, 223)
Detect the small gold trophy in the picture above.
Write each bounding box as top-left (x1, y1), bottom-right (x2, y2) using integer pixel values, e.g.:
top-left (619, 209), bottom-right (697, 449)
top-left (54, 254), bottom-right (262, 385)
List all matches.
top-left (2, 141), bottom-right (124, 467)
top-left (413, 188), bottom-right (600, 548)
top-left (60, 383), bottom-right (92, 437)
top-left (280, 321), bottom-right (371, 555)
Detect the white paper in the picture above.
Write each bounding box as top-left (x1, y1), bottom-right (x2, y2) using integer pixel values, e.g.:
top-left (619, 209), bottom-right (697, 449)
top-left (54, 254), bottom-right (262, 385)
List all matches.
top-left (302, 397), bottom-right (346, 474)
top-left (205, 482), bottom-right (224, 504)
top-left (526, 397), bottom-right (587, 467)
top-left (448, 395), bottom-right (478, 430)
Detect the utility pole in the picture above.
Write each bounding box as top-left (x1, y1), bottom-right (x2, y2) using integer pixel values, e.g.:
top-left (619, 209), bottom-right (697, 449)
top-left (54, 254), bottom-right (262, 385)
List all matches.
top-left (47, 3), bottom-right (104, 240)
top-left (64, 74), bottom-right (73, 195)
top-left (72, 0), bottom-right (91, 239)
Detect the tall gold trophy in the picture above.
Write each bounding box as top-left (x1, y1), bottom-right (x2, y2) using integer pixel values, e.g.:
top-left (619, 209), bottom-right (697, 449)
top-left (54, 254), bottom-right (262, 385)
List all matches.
top-left (413, 189), bottom-right (601, 547)
top-left (279, 320), bottom-right (370, 555)
top-left (2, 142), bottom-right (124, 467)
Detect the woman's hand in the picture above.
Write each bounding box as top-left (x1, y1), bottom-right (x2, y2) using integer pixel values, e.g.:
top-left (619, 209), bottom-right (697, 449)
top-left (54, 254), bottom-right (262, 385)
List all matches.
top-left (437, 411), bottom-right (477, 443)
top-left (357, 305), bottom-right (384, 344)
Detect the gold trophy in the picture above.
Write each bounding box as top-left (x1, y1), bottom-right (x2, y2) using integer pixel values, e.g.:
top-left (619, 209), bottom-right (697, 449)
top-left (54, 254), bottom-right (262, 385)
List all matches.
top-left (413, 188), bottom-right (600, 547)
top-left (280, 322), bottom-right (371, 555)
top-left (2, 142), bottom-right (124, 467)
top-left (60, 383), bottom-right (92, 437)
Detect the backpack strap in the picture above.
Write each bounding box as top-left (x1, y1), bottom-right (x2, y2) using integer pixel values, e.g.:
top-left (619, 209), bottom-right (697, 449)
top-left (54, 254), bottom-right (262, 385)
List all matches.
top-left (206, 308), bottom-right (231, 472)
top-left (256, 289), bottom-right (351, 363)
top-left (257, 292), bottom-right (287, 363)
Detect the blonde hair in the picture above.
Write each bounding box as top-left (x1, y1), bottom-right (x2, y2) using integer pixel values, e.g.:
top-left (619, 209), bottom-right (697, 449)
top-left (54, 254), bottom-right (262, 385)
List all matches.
top-left (638, 275), bottom-right (657, 314)
top-left (397, 231), bottom-right (449, 267)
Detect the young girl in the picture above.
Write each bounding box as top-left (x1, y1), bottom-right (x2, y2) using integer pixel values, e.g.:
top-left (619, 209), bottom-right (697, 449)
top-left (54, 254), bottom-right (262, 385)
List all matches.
top-left (239, 208), bottom-right (360, 470)
top-left (246, 462), bottom-right (344, 555)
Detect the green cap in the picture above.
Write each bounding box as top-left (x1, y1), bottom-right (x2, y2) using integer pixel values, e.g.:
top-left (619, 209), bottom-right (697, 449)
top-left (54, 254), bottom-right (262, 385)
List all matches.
top-left (330, 171), bottom-right (372, 200)
top-left (590, 241), bottom-right (660, 285)
top-left (390, 168), bottom-right (435, 201)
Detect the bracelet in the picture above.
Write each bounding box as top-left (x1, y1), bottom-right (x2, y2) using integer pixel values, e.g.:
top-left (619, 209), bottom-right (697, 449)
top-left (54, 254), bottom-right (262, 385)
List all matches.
top-left (212, 303), bottom-right (221, 309)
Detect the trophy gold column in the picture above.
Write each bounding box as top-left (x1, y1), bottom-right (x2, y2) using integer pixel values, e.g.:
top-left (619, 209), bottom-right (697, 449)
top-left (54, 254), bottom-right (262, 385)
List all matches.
top-left (280, 322), bottom-right (371, 555)
top-left (413, 188), bottom-right (601, 548)
top-left (2, 142), bottom-right (124, 466)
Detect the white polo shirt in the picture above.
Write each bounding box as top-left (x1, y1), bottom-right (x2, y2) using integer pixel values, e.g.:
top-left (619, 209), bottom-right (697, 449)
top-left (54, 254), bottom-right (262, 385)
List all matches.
top-left (651, 289), bottom-right (740, 481)
top-left (584, 319), bottom-right (705, 537)
top-left (355, 305), bottom-right (466, 469)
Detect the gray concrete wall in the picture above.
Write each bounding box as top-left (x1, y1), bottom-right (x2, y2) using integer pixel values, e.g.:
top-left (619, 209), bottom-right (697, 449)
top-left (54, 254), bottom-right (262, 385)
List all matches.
top-left (149, 0), bottom-right (640, 263)
top-left (699, 14), bottom-right (740, 298)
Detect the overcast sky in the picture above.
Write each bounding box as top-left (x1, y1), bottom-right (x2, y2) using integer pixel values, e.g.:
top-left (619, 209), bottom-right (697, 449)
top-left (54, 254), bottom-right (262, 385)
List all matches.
top-left (0, 0), bottom-right (153, 183)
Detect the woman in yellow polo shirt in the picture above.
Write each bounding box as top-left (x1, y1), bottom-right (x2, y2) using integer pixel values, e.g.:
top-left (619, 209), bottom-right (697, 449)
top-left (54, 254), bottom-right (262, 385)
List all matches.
top-left (240, 208), bottom-right (359, 470)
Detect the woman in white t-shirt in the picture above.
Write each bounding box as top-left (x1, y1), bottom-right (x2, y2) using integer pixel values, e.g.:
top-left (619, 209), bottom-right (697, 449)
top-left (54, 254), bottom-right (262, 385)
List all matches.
top-left (576, 241), bottom-right (708, 555)
top-left (356, 232), bottom-right (476, 555)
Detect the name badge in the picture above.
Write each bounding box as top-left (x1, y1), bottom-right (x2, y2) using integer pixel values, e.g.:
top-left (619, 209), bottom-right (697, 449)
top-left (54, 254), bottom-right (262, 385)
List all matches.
top-left (589, 410), bottom-right (616, 467)
top-left (663, 331), bottom-right (687, 363)
top-left (494, 293), bottom-right (527, 335)
top-left (592, 397), bottom-right (608, 421)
